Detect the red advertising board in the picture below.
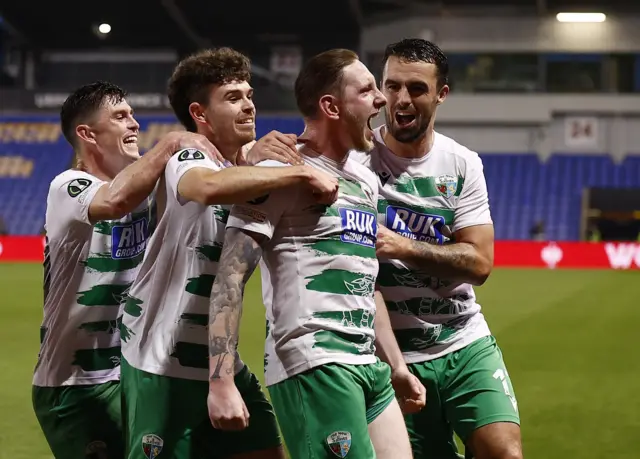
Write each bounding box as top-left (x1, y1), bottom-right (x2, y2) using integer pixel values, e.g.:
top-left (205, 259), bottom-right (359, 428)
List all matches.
top-left (1, 236), bottom-right (640, 270)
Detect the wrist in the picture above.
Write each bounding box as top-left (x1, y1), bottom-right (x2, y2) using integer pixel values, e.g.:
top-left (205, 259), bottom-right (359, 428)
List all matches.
top-left (209, 376), bottom-right (234, 390)
top-left (291, 165), bottom-right (313, 183)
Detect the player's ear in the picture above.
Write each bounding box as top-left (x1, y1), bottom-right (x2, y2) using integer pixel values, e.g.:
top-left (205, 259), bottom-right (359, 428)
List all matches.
top-left (436, 84), bottom-right (449, 106)
top-left (76, 124), bottom-right (96, 146)
top-left (319, 94), bottom-right (339, 120)
top-left (189, 102), bottom-right (208, 127)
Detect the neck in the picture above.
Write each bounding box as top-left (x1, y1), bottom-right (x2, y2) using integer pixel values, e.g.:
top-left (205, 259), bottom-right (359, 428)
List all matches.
top-left (76, 148), bottom-right (118, 181)
top-left (299, 121), bottom-right (349, 163)
top-left (199, 129), bottom-right (239, 165)
top-left (383, 117), bottom-right (436, 159)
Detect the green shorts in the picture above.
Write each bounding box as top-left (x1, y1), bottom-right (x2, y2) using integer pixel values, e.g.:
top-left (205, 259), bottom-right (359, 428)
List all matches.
top-left (405, 335), bottom-right (520, 459)
top-left (32, 380), bottom-right (123, 459)
top-left (121, 357), bottom-right (281, 459)
top-left (268, 359), bottom-right (395, 459)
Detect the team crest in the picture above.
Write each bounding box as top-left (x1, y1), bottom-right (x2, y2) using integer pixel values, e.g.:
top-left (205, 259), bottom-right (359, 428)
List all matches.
top-left (177, 148), bottom-right (205, 161)
top-left (326, 431), bottom-right (351, 458)
top-left (435, 174), bottom-right (457, 198)
top-left (142, 434), bottom-right (164, 459)
top-left (67, 178), bottom-right (92, 197)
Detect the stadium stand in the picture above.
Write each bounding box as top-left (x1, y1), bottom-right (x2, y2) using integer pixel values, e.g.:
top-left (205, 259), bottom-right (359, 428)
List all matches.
top-left (1, 115), bottom-right (640, 238)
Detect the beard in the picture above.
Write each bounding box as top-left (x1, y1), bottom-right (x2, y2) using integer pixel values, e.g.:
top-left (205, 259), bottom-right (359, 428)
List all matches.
top-left (384, 109), bottom-right (430, 144)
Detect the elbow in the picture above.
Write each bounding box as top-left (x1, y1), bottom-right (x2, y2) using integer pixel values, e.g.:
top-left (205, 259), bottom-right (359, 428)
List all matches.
top-left (103, 194), bottom-right (131, 220)
top-left (469, 259), bottom-right (492, 286)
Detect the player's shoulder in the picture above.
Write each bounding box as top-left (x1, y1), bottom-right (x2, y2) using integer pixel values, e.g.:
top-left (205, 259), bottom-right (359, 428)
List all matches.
top-left (49, 169), bottom-right (100, 198)
top-left (434, 131), bottom-right (482, 165)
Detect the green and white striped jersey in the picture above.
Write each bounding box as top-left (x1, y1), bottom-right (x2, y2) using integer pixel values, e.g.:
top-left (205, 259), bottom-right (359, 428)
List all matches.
top-left (226, 147), bottom-right (380, 386)
top-left (351, 127), bottom-right (492, 364)
top-left (34, 169), bottom-right (151, 387)
top-left (121, 149), bottom-right (244, 381)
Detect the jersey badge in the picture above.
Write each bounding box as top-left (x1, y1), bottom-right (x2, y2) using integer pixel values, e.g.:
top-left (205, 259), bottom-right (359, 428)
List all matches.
top-left (435, 174), bottom-right (458, 198)
top-left (339, 207), bottom-right (377, 248)
top-left (142, 434), bottom-right (164, 459)
top-left (376, 170), bottom-right (392, 186)
top-left (67, 178), bottom-right (92, 198)
top-left (326, 431), bottom-right (351, 458)
top-left (177, 148), bottom-right (205, 161)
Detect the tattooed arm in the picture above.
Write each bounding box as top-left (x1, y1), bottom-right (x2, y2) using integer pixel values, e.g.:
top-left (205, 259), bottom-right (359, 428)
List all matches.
top-left (376, 224), bottom-right (494, 285)
top-left (206, 227), bottom-right (266, 431)
top-left (209, 227), bottom-right (265, 381)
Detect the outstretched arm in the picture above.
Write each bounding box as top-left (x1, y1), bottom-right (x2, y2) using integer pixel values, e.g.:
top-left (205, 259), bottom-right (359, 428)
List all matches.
top-left (208, 228), bottom-right (265, 381)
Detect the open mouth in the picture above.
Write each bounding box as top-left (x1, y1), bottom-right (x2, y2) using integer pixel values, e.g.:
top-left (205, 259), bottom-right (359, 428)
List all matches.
top-left (237, 118), bottom-right (255, 126)
top-left (123, 135), bottom-right (138, 145)
top-left (395, 112), bottom-right (416, 128)
top-left (367, 113), bottom-right (378, 131)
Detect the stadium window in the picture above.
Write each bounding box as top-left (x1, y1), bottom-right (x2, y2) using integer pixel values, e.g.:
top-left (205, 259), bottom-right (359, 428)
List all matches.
top-left (544, 54), bottom-right (603, 92)
top-left (447, 54), bottom-right (540, 93)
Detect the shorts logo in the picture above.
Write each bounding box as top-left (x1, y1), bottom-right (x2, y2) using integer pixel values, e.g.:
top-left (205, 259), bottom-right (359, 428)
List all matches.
top-left (326, 431), bottom-right (351, 458)
top-left (177, 148), bottom-right (205, 161)
top-left (435, 174), bottom-right (458, 198)
top-left (111, 218), bottom-right (148, 259)
top-left (339, 207), bottom-right (377, 247)
top-left (85, 440), bottom-right (108, 459)
top-left (67, 178), bottom-right (92, 198)
top-left (385, 206), bottom-right (449, 245)
top-left (142, 434), bottom-right (163, 459)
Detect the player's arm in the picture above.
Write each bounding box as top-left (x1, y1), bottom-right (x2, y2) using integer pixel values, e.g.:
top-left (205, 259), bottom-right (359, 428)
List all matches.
top-left (208, 228), bottom-right (266, 383)
top-left (373, 290), bottom-right (426, 414)
top-left (177, 162), bottom-right (336, 206)
top-left (87, 131), bottom-right (220, 223)
top-left (376, 156), bottom-right (493, 285)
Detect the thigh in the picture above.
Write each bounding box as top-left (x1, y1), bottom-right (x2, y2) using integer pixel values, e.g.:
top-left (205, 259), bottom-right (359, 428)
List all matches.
top-left (33, 382), bottom-right (124, 459)
top-left (442, 337), bottom-right (521, 447)
top-left (368, 397), bottom-right (412, 459)
top-left (405, 361), bottom-right (464, 459)
top-left (121, 358), bottom-right (208, 459)
top-left (268, 364), bottom-right (374, 459)
top-left (192, 365), bottom-right (284, 459)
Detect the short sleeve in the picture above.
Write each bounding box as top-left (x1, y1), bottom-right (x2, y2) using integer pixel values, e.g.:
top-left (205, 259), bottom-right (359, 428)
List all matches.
top-left (225, 160), bottom-right (292, 240)
top-left (165, 148), bottom-right (222, 204)
top-left (46, 170), bottom-right (106, 235)
top-left (452, 155), bottom-right (493, 233)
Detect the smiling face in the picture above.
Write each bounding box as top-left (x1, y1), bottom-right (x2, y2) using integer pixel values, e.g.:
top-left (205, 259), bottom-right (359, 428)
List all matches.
top-left (198, 80), bottom-right (256, 150)
top-left (338, 60), bottom-right (387, 152)
top-left (382, 55), bottom-right (448, 144)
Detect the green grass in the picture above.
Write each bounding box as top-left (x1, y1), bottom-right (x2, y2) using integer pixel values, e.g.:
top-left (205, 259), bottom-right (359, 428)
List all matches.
top-left (1, 264), bottom-right (639, 458)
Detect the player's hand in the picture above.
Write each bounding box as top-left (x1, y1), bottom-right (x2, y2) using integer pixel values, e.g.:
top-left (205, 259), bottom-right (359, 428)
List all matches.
top-left (163, 131), bottom-right (225, 165)
top-left (243, 131), bottom-right (303, 166)
top-left (391, 368), bottom-right (426, 414)
top-left (207, 381), bottom-right (250, 431)
top-left (375, 224), bottom-right (410, 259)
top-left (304, 167), bottom-right (339, 205)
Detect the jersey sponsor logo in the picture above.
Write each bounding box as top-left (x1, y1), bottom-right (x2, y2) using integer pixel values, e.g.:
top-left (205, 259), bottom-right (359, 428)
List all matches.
top-left (386, 206), bottom-right (449, 245)
top-left (326, 431), bottom-right (351, 458)
top-left (234, 205), bottom-right (267, 223)
top-left (67, 178), bottom-right (92, 197)
top-left (435, 174), bottom-right (458, 198)
top-left (142, 434), bottom-right (163, 459)
top-left (339, 207), bottom-right (377, 247)
top-left (177, 148), bottom-right (205, 161)
top-left (247, 194), bottom-right (269, 205)
top-left (111, 218), bottom-right (148, 259)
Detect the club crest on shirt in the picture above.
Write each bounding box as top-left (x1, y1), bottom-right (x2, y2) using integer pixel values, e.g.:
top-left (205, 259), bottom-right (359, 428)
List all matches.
top-left (67, 178), bottom-right (92, 198)
top-left (435, 174), bottom-right (457, 198)
top-left (142, 434), bottom-right (163, 459)
top-left (326, 431), bottom-right (351, 457)
top-left (339, 207), bottom-right (377, 248)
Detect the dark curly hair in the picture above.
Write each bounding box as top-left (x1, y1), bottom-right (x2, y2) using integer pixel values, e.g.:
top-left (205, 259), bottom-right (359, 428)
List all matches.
top-left (60, 81), bottom-right (127, 148)
top-left (168, 47), bottom-right (251, 132)
top-left (383, 38), bottom-right (449, 88)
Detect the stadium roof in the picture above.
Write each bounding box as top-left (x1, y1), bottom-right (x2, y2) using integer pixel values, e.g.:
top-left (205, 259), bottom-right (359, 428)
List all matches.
top-left (1, 0), bottom-right (638, 50)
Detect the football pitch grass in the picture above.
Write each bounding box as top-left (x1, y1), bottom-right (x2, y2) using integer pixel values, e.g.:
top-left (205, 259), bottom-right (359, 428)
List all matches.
top-left (1, 263), bottom-right (639, 459)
